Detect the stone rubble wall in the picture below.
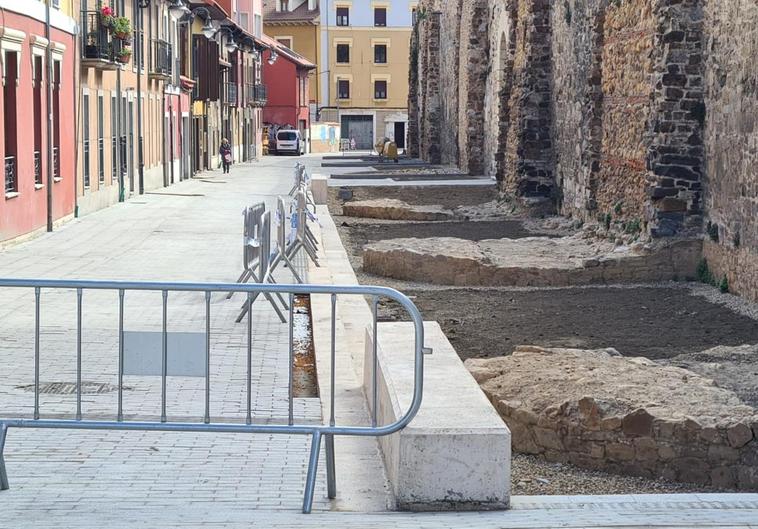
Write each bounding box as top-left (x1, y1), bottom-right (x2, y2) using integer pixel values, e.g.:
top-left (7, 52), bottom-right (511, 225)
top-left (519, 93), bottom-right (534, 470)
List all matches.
top-left (467, 347), bottom-right (758, 490)
top-left (457, 0), bottom-right (490, 175)
top-left (501, 0), bottom-right (556, 198)
top-left (593, 0), bottom-right (656, 229)
top-left (409, 0), bottom-right (758, 302)
top-left (700, 0), bottom-right (758, 302)
top-left (550, 0), bottom-right (605, 220)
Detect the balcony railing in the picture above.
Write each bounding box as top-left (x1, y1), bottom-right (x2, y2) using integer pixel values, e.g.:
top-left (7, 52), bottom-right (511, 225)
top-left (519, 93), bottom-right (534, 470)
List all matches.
top-left (150, 39), bottom-right (172, 79)
top-left (252, 84), bottom-right (267, 107)
top-left (53, 147), bottom-right (60, 180)
top-left (34, 151), bottom-right (42, 185)
top-left (4, 156), bottom-right (16, 194)
top-left (224, 82), bottom-right (238, 107)
top-left (81, 11), bottom-right (119, 70)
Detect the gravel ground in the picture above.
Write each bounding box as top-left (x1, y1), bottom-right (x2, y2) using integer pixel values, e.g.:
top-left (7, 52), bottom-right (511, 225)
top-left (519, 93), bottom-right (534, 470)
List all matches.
top-left (512, 454), bottom-right (729, 495)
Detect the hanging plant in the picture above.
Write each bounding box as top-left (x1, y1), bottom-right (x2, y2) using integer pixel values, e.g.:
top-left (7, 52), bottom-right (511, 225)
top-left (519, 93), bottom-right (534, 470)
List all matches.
top-left (100, 5), bottom-right (115, 29)
top-left (112, 16), bottom-right (132, 41)
top-left (115, 46), bottom-right (132, 64)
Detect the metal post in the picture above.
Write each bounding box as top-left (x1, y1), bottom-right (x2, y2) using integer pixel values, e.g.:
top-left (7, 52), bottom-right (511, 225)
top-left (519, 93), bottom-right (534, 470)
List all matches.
top-left (34, 288), bottom-right (40, 421)
top-left (0, 423), bottom-right (9, 490)
top-left (325, 434), bottom-right (336, 500)
top-left (372, 295), bottom-right (379, 428)
top-left (136, 2), bottom-right (145, 194)
top-left (205, 291), bottom-right (211, 424)
top-left (76, 288), bottom-right (83, 421)
top-left (288, 293), bottom-right (294, 426)
top-left (118, 289), bottom-right (124, 422)
top-left (302, 431), bottom-right (322, 514)
top-left (330, 294), bottom-right (336, 427)
top-left (246, 292), bottom-right (252, 425)
top-left (161, 290), bottom-right (168, 423)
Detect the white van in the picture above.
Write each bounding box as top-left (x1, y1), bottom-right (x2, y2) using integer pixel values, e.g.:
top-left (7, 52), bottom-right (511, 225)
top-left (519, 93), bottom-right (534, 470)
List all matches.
top-left (275, 130), bottom-right (304, 155)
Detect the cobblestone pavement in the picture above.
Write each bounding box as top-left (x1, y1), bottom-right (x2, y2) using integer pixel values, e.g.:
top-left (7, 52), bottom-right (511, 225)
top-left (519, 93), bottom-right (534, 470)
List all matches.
top-left (2, 156), bottom-right (758, 527)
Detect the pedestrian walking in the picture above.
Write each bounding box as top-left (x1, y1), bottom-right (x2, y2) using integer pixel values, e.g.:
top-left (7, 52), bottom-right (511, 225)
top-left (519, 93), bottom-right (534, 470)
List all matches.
top-left (220, 138), bottom-right (233, 173)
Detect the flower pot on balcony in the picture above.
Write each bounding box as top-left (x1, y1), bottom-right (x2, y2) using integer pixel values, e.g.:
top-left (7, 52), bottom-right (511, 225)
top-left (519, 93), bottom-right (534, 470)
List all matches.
top-left (116, 48), bottom-right (132, 64)
top-left (100, 6), bottom-right (115, 28)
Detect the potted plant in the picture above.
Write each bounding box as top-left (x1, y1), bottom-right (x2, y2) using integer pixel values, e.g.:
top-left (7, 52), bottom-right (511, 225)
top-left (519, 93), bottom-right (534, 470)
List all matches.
top-left (112, 16), bottom-right (132, 41)
top-left (115, 46), bottom-right (132, 64)
top-left (100, 5), bottom-right (115, 29)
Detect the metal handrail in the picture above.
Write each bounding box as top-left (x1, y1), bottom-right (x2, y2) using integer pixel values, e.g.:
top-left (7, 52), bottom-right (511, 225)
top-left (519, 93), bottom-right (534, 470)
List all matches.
top-left (0, 277), bottom-right (425, 513)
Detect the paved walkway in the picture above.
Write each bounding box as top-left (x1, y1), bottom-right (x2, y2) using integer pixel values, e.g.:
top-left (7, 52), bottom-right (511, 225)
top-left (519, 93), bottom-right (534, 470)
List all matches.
top-left (0, 157), bottom-right (347, 518)
top-left (1, 155), bottom-right (757, 527)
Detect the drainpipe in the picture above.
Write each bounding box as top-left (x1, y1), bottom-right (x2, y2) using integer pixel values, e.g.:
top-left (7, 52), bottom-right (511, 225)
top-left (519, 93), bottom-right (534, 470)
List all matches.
top-left (136, 4), bottom-right (144, 194)
top-left (45, 0), bottom-right (53, 231)
top-left (73, 2), bottom-right (80, 217)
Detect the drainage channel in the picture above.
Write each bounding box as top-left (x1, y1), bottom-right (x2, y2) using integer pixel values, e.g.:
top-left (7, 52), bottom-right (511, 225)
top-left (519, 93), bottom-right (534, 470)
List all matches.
top-left (291, 294), bottom-right (320, 399)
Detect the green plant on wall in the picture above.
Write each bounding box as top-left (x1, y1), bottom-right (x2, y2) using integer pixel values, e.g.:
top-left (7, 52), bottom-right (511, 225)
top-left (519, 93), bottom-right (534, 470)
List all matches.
top-left (719, 276), bottom-right (729, 294)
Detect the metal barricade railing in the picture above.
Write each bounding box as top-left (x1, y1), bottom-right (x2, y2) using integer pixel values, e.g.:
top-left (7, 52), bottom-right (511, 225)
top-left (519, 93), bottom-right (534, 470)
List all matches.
top-left (0, 278), bottom-right (425, 513)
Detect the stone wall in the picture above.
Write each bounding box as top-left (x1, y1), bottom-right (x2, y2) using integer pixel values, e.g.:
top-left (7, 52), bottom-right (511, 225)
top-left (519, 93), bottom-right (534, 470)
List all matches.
top-left (484, 0), bottom-right (517, 181)
top-left (468, 346), bottom-right (758, 490)
top-left (408, 0), bottom-right (758, 302)
top-left (501, 0), bottom-right (555, 198)
top-left (593, 0), bottom-right (656, 228)
top-left (701, 0), bottom-right (758, 302)
top-left (550, 0), bottom-right (605, 218)
top-left (439, 0), bottom-right (463, 166)
top-left (457, 0), bottom-right (490, 175)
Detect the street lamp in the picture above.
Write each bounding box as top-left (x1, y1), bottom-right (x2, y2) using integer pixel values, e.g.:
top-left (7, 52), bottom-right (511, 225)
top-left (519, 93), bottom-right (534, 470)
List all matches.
top-left (216, 26), bottom-right (238, 53)
top-left (168, 0), bottom-right (191, 21)
top-left (268, 51), bottom-right (278, 65)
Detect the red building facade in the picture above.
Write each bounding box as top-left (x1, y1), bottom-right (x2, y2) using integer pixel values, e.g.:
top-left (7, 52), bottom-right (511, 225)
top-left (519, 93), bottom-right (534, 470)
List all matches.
top-left (261, 35), bottom-right (315, 149)
top-left (1, 5), bottom-right (77, 242)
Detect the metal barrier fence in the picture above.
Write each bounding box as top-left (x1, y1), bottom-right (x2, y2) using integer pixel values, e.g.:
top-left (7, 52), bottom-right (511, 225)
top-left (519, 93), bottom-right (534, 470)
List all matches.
top-left (0, 279), bottom-right (425, 513)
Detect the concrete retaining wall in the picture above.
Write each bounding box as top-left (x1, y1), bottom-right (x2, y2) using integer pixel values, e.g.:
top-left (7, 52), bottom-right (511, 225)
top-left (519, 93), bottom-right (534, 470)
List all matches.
top-left (364, 321), bottom-right (511, 510)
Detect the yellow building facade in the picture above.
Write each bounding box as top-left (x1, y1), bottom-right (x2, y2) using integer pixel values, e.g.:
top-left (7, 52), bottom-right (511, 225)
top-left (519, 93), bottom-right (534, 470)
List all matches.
top-left (318, 0), bottom-right (414, 150)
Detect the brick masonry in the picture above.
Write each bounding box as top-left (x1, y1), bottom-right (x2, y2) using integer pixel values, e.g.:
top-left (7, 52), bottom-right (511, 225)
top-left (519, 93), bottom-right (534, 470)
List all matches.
top-left (410, 0), bottom-right (758, 302)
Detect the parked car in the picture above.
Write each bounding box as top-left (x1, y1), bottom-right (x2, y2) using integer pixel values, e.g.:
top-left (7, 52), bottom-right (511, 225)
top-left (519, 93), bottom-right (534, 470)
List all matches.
top-left (276, 130), bottom-right (304, 155)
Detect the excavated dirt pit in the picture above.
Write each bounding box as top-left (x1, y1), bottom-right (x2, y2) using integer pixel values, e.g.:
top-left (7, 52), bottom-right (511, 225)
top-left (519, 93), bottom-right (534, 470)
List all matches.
top-left (328, 185), bottom-right (758, 494)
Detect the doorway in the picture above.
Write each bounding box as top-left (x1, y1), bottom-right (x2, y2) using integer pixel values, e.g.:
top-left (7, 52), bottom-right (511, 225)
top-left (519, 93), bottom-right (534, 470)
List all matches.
top-left (394, 121), bottom-right (406, 150)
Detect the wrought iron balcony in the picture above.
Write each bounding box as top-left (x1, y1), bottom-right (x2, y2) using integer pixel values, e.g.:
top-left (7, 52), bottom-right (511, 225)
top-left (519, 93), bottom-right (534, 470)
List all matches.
top-left (252, 84), bottom-right (267, 107)
top-left (34, 151), bottom-right (42, 185)
top-left (53, 147), bottom-right (60, 180)
top-left (4, 156), bottom-right (16, 194)
top-left (149, 39), bottom-right (172, 80)
top-left (81, 11), bottom-right (120, 70)
top-left (224, 82), bottom-right (238, 107)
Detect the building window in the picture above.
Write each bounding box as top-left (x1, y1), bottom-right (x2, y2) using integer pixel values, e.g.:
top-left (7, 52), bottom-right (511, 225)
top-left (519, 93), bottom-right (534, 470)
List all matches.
top-left (374, 7), bottom-right (387, 27)
top-left (280, 0), bottom-right (289, 11)
top-left (98, 95), bottom-right (105, 184)
top-left (33, 55), bottom-right (43, 186)
top-left (83, 94), bottom-right (90, 188)
top-left (255, 14), bottom-right (263, 37)
top-left (111, 96), bottom-right (118, 181)
top-left (276, 37), bottom-right (292, 49)
top-left (52, 60), bottom-right (61, 180)
top-left (337, 79), bottom-right (350, 99)
top-left (336, 7), bottom-right (349, 26)
top-left (374, 80), bottom-right (387, 100)
top-left (3, 51), bottom-right (18, 195)
top-left (374, 44), bottom-right (387, 64)
top-left (336, 43), bottom-right (350, 64)
top-left (299, 76), bottom-right (307, 106)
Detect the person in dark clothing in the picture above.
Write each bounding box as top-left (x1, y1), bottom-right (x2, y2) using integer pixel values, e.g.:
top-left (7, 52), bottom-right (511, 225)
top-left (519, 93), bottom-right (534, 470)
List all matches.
top-left (220, 138), bottom-right (232, 174)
